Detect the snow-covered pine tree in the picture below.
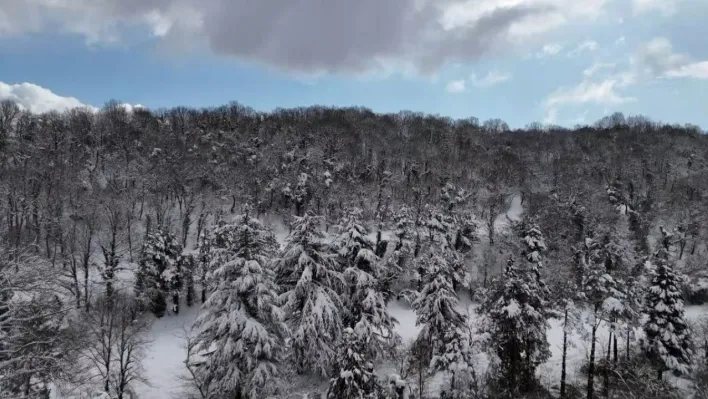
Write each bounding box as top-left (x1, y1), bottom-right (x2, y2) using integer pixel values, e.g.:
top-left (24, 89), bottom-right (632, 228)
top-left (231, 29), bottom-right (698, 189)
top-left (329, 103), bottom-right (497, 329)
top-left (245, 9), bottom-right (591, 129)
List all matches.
top-left (134, 228), bottom-right (182, 317)
top-left (579, 235), bottom-right (632, 399)
top-left (642, 249), bottom-right (693, 380)
top-left (481, 256), bottom-right (550, 396)
top-left (196, 229), bottom-right (213, 304)
top-left (393, 206), bottom-right (413, 251)
top-left (180, 253), bottom-right (196, 307)
top-left (192, 209), bottom-right (286, 399)
top-left (332, 208), bottom-right (400, 358)
top-left (332, 208), bottom-right (376, 273)
top-left (519, 221), bottom-right (547, 274)
top-left (164, 255), bottom-right (183, 314)
top-left (410, 252), bottom-right (476, 398)
top-left (294, 172), bottom-right (311, 216)
top-left (275, 211), bottom-right (344, 376)
top-left (326, 327), bottom-right (382, 399)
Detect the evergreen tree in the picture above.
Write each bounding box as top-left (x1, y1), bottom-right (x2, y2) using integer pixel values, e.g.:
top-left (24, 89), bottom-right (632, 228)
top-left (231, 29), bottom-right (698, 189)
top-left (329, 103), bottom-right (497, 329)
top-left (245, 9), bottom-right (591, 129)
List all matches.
top-left (192, 210), bottom-right (286, 399)
top-left (481, 256), bottom-right (550, 396)
top-left (196, 229), bottom-right (213, 304)
top-left (326, 327), bottom-right (382, 399)
top-left (642, 250), bottom-right (693, 380)
top-left (333, 208), bottom-right (400, 358)
top-left (579, 236), bottom-right (631, 399)
top-left (410, 253), bottom-right (476, 398)
top-left (180, 254), bottom-right (196, 307)
top-left (134, 228), bottom-right (182, 317)
top-left (275, 211), bottom-right (344, 376)
top-left (392, 206), bottom-right (413, 251)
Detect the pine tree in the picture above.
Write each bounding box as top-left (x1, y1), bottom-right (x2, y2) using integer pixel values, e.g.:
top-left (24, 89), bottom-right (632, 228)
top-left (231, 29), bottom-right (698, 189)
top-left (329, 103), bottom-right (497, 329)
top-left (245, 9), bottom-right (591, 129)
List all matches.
top-left (192, 210), bottom-right (286, 399)
top-left (180, 254), bottom-right (196, 308)
top-left (333, 208), bottom-right (400, 358)
top-left (482, 256), bottom-right (550, 396)
top-left (410, 253), bottom-right (476, 398)
top-left (392, 206), bottom-right (413, 251)
top-left (642, 250), bottom-right (693, 380)
top-left (275, 211), bottom-right (344, 376)
top-left (579, 236), bottom-right (631, 399)
top-left (326, 327), bottom-right (382, 399)
top-left (134, 228), bottom-right (182, 317)
top-left (196, 229), bottom-right (213, 304)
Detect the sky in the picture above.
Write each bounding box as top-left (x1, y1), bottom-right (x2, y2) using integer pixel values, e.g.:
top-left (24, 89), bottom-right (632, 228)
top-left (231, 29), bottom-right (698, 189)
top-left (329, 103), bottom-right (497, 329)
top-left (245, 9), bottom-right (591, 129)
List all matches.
top-left (0, 0), bottom-right (707, 128)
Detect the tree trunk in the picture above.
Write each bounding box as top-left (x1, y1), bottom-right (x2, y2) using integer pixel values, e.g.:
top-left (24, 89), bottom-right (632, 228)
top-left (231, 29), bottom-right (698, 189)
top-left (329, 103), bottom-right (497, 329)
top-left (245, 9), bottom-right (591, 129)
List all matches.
top-left (626, 329), bottom-right (630, 360)
top-left (604, 332), bottom-right (611, 397)
top-left (560, 309), bottom-right (568, 399)
top-left (587, 322), bottom-right (598, 399)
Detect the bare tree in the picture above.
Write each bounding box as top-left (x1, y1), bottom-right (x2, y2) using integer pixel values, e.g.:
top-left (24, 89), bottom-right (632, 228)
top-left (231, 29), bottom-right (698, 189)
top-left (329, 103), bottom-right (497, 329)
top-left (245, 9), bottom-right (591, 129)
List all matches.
top-left (179, 327), bottom-right (213, 399)
top-left (0, 248), bottom-right (78, 397)
top-left (81, 293), bottom-right (150, 399)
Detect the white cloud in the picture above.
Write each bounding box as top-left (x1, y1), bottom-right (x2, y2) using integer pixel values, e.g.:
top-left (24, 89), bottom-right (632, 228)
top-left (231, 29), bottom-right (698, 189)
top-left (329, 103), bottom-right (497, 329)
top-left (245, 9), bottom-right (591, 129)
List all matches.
top-left (583, 62), bottom-right (616, 77)
top-left (0, 81), bottom-right (95, 113)
top-left (545, 79), bottom-right (637, 108)
top-left (543, 107), bottom-right (558, 124)
top-left (638, 37), bottom-right (690, 73)
top-left (445, 80), bottom-right (467, 93)
top-left (536, 43), bottom-right (564, 58)
top-left (470, 71), bottom-right (512, 87)
top-left (119, 103), bottom-right (146, 112)
top-left (665, 61), bottom-right (708, 79)
top-left (567, 40), bottom-right (598, 57)
top-left (632, 0), bottom-right (681, 15)
top-left (636, 37), bottom-right (708, 80)
top-left (572, 110), bottom-right (589, 124)
top-left (615, 36), bottom-right (626, 46)
top-left (0, 0), bottom-right (619, 75)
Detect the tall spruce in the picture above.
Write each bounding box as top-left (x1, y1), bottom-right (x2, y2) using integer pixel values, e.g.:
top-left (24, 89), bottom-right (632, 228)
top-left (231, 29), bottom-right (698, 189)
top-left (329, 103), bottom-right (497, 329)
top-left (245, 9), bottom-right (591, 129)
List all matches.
top-left (326, 327), bottom-right (382, 399)
top-left (642, 249), bottom-right (693, 380)
top-left (134, 228), bottom-right (182, 317)
top-left (332, 208), bottom-right (399, 358)
top-left (410, 252), bottom-right (476, 398)
top-left (192, 209), bottom-right (286, 399)
top-left (275, 211), bottom-right (344, 376)
top-left (482, 253), bottom-right (550, 397)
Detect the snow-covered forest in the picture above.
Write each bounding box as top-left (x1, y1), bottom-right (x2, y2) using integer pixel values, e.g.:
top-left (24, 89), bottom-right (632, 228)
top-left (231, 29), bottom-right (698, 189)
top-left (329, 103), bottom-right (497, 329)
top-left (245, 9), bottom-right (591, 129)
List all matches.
top-left (1, 99), bottom-right (708, 399)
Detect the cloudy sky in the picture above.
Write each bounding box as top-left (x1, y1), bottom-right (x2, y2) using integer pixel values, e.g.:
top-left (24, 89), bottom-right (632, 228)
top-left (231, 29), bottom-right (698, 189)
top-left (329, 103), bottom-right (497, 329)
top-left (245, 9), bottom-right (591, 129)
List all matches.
top-left (1, 0), bottom-right (707, 127)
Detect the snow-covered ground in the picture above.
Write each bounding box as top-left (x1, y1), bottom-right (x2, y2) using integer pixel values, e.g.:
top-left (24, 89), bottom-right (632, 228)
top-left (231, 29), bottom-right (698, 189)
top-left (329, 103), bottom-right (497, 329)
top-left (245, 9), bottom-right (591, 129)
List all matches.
top-left (135, 305), bottom-right (201, 399)
top-left (128, 297), bottom-right (706, 399)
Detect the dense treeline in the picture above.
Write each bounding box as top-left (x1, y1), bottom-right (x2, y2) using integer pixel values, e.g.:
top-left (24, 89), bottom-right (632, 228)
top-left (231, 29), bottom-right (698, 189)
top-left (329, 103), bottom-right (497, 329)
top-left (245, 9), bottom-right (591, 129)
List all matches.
top-left (1, 98), bottom-right (708, 398)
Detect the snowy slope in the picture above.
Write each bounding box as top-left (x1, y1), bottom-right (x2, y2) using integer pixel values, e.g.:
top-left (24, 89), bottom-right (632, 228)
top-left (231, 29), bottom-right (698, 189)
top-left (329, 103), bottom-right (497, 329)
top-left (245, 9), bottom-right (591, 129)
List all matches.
top-left (134, 305), bottom-right (200, 399)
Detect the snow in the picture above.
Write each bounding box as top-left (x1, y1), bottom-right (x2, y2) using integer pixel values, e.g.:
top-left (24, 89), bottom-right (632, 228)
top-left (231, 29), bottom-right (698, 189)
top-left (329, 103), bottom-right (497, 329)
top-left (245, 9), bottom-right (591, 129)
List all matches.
top-left (133, 304), bottom-right (200, 399)
top-left (65, 294), bottom-right (705, 399)
top-left (493, 194), bottom-right (523, 231)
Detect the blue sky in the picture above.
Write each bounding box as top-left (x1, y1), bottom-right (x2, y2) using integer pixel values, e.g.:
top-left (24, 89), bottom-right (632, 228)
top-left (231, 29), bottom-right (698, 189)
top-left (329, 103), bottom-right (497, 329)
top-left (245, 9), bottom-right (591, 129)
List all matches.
top-left (1, 0), bottom-right (707, 128)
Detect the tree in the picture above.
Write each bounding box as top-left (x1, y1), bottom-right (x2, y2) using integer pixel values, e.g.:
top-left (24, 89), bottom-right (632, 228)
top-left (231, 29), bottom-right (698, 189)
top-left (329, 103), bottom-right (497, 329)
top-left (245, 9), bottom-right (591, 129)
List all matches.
top-left (481, 256), bottom-right (550, 397)
top-left (642, 250), bottom-right (693, 380)
top-left (409, 252), bottom-right (476, 398)
top-left (82, 294), bottom-right (150, 399)
top-left (326, 327), bottom-right (382, 399)
top-left (275, 211), bottom-right (344, 376)
top-left (192, 210), bottom-right (286, 398)
top-left (578, 236), bottom-right (631, 399)
top-left (134, 228), bottom-right (182, 317)
top-left (332, 208), bottom-right (400, 357)
top-left (0, 250), bottom-right (79, 398)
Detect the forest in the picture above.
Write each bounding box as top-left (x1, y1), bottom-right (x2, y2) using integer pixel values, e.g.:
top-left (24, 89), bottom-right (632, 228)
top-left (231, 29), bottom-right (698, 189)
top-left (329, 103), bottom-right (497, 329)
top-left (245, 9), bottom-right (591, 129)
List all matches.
top-left (0, 98), bottom-right (707, 399)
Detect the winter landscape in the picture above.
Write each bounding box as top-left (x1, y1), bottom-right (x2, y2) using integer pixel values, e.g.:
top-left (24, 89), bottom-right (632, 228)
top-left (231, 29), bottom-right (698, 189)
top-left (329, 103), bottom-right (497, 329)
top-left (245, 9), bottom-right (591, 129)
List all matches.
top-left (2, 1), bottom-right (708, 399)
